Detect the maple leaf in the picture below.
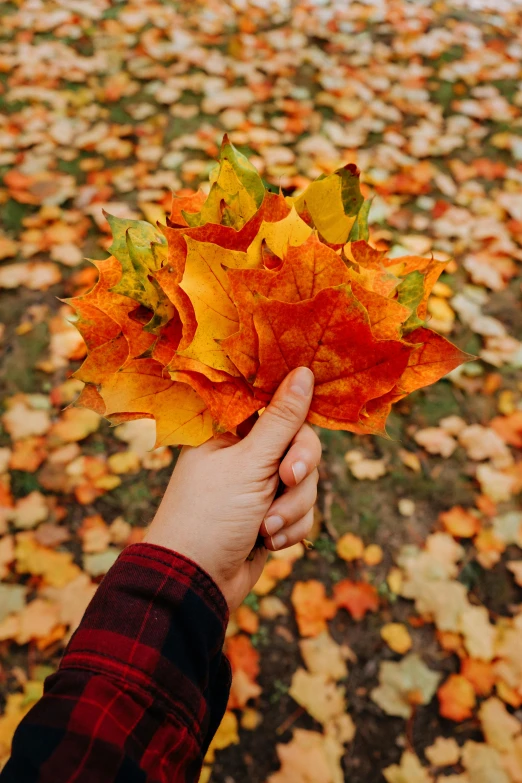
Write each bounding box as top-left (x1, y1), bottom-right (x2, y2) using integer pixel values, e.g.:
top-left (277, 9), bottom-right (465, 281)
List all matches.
top-left (183, 135), bottom-right (265, 229)
top-left (67, 256), bottom-right (156, 363)
top-left (439, 506), bottom-right (481, 538)
top-left (381, 623), bottom-right (413, 654)
top-left (251, 286), bottom-right (413, 426)
top-left (169, 368), bottom-right (262, 433)
top-left (383, 752), bottom-right (433, 783)
top-left (289, 668), bottom-right (346, 726)
top-left (268, 728), bottom-right (345, 783)
top-left (223, 234), bottom-right (411, 381)
top-left (460, 658), bottom-right (496, 697)
top-left (99, 359), bottom-right (213, 447)
top-left (291, 163), bottom-right (365, 244)
top-left (371, 653), bottom-right (441, 719)
top-left (438, 674), bottom-right (476, 722)
top-left (176, 237), bottom-right (254, 374)
top-left (106, 214), bottom-right (171, 330)
top-left (299, 632), bottom-right (348, 681)
top-left (461, 740), bottom-right (512, 783)
top-left (425, 737), bottom-right (460, 767)
top-left (245, 205), bottom-right (312, 267)
top-left (333, 579), bottom-right (379, 620)
top-left (353, 328), bottom-right (474, 435)
top-left (336, 532), bottom-right (365, 562)
top-left (0, 682), bottom-right (44, 767)
top-left (154, 191), bottom-right (290, 357)
top-left (225, 634), bottom-right (262, 709)
top-left (169, 189), bottom-right (206, 227)
top-left (204, 710), bottom-right (239, 764)
top-left (291, 580), bottom-right (336, 637)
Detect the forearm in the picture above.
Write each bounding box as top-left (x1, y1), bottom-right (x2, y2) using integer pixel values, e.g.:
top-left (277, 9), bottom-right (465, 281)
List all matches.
top-left (1, 543), bottom-right (231, 783)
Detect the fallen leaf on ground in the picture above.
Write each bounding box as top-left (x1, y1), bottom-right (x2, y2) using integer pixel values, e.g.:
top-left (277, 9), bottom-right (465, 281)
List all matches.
top-left (226, 634), bottom-right (261, 709)
top-left (236, 605), bottom-right (259, 635)
top-left (0, 598), bottom-right (62, 646)
top-left (333, 580), bottom-right (379, 621)
top-left (438, 675), bottom-right (476, 722)
top-left (461, 742), bottom-right (510, 783)
top-left (459, 605), bottom-right (496, 662)
top-left (78, 514), bottom-right (111, 554)
top-left (2, 399), bottom-right (51, 440)
top-left (439, 506), bottom-right (481, 538)
top-left (414, 427), bottom-right (457, 458)
top-left (490, 412), bottom-right (522, 448)
top-left (299, 632), bottom-right (348, 680)
top-left (43, 573), bottom-right (97, 638)
top-left (363, 544), bottom-right (383, 565)
top-left (11, 491), bottom-right (48, 530)
top-left (113, 418), bottom-right (157, 456)
top-left (336, 532), bottom-right (364, 562)
top-left (0, 584), bottom-right (26, 624)
top-left (83, 548), bottom-right (120, 577)
top-left (15, 532), bottom-right (81, 587)
top-left (268, 728), bottom-right (344, 783)
top-left (381, 623), bottom-right (413, 654)
top-left (458, 424), bottom-right (513, 469)
top-left (460, 658), bottom-right (496, 697)
top-left (289, 668), bottom-right (346, 725)
top-left (291, 581), bottom-right (336, 637)
top-left (0, 682), bottom-right (44, 767)
top-left (204, 711), bottom-right (239, 764)
top-left (425, 737), bottom-right (460, 767)
top-left (344, 451), bottom-right (388, 480)
top-left (372, 654), bottom-right (441, 719)
top-left (479, 697), bottom-right (521, 753)
top-left (259, 596), bottom-right (288, 620)
top-left (107, 451), bottom-right (141, 475)
top-left (383, 751), bottom-right (433, 783)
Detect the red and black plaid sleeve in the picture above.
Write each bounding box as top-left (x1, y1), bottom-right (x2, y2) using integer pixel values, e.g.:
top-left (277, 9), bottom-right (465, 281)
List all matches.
top-left (0, 542), bottom-right (231, 783)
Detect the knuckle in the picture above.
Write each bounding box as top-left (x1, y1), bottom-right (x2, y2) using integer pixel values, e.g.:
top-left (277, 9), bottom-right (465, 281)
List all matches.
top-left (268, 397), bottom-right (303, 424)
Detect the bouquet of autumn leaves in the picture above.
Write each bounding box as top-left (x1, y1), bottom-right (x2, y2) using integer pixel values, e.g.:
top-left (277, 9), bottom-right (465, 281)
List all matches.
top-left (69, 136), bottom-right (470, 447)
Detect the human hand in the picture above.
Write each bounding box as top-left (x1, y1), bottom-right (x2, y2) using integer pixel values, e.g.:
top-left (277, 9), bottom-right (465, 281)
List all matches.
top-left (145, 367), bottom-right (321, 611)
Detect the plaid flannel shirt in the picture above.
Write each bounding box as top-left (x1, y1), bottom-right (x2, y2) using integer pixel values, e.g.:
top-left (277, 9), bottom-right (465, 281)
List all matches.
top-left (1, 543), bottom-right (231, 783)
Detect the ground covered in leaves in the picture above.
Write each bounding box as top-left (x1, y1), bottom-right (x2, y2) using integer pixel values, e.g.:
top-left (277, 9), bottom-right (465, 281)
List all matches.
top-left (1, 1), bottom-right (522, 781)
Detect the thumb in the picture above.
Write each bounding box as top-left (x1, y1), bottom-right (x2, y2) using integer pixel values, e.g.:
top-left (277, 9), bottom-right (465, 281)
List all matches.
top-left (243, 367), bottom-right (314, 460)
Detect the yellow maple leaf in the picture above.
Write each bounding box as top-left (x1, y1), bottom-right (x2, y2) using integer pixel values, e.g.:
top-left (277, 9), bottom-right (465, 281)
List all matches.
top-left (99, 359), bottom-right (213, 447)
top-left (177, 238), bottom-right (252, 374)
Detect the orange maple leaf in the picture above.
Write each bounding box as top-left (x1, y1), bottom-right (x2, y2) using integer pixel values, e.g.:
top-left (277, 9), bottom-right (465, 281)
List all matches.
top-left (438, 674), bottom-right (476, 722)
top-left (460, 658), bottom-right (496, 697)
top-left (99, 359), bottom-right (213, 447)
top-left (250, 285), bottom-right (413, 429)
top-left (291, 580), bottom-right (336, 637)
top-left (333, 579), bottom-right (379, 621)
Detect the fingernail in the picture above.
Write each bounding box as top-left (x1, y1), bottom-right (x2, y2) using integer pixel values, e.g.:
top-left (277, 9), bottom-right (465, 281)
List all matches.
top-left (264, 515), bottom-right (284, 536)
top-left (290, 367), bottom-right (314, 397)
top-left (271, 532), bottom-right (287, 550)
top-left (292, 460), bottom-right (307, 484)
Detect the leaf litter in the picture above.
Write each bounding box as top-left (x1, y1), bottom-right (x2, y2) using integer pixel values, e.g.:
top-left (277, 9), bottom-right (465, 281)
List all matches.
top-left (0, 1), bottom-right (521, 782)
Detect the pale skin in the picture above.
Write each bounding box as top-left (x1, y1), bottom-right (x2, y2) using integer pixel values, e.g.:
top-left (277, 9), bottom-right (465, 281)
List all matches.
top-left (145, 367), bottom-right (321, 611)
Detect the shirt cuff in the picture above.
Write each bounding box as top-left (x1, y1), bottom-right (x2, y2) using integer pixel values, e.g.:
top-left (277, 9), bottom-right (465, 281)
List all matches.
top-left (59, 542), bottom-right (230, 744)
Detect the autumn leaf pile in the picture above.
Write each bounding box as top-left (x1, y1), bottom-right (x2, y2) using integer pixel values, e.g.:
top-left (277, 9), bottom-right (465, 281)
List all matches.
top-left (69, 137), bottom-right (469, 446)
